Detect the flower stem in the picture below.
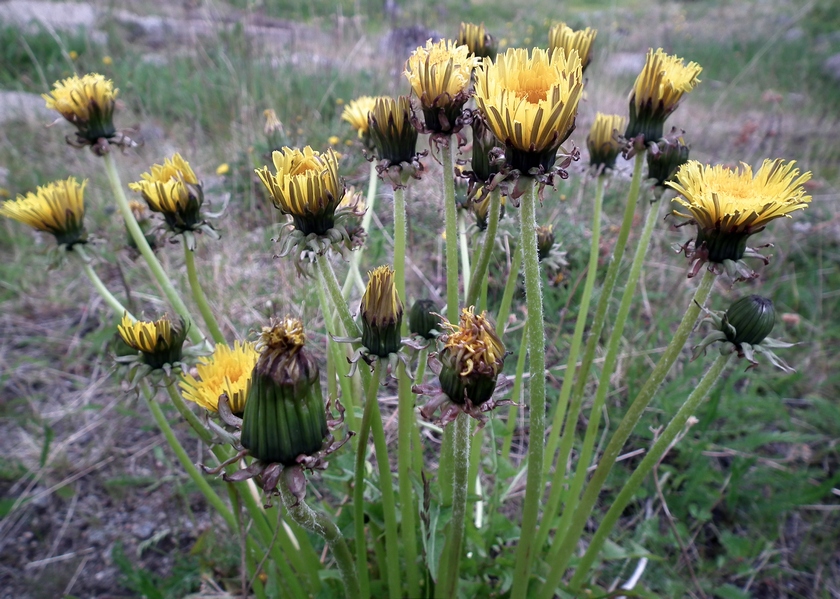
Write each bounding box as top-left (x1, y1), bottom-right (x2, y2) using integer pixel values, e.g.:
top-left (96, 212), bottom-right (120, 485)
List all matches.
top-left (163, 377), bottom-right (214, 446)
top-left (71, 246), bottom-right (135, 321)
top-left (538, 267), bottom-right (717, 599)
top-left (541, 175), bottom-right (605, 477)
top-left (495, 244), bottom-right (522, 337)
top-left (412, 347), bottom-right (429, 477)
top-left (397, 360), bottom-right (421, 597)
top-left (277, 471), bottom-right (360, 599)
top-left (500, 325), bottom-right (528, 463)
top-left (442, 140), bottom-right (459, 323)
top-left (458, 211), bottom-right (471, 297)
top-left (353, 362), bottom-right (378, 599)
top-left (466, 189), bottom-right (502, 308)
top-left (569, 352), bottom-right (733, 591)
top-left (436, 411), bottom-right (471, 599)
top-left (318, 252), bottom-right (361, 339)
top-left (343, 160), bottom-right (380, 298)
top-left (102, 151), bottom-right (204, 345)
top-left (540, 191), bottom-right (660, 555)
top-left (510, 180), bottom-right (548, 599)
top-left (183, 243), bottom-right (225, 345)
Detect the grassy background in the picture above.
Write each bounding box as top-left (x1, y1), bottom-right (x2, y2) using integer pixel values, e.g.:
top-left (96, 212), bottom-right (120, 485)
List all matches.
top-left (1, 0), bottom-right (839, 597)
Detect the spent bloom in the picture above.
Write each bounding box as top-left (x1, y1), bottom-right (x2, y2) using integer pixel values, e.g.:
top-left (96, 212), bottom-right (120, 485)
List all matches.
top-left (405, 39), bottom-right (480, 134)
top-left (626, 48), bottom-right (702, 143)
top-left (669, 158), bottom-right (811, 276)
top-left (548, 23), bottom-right (597, 72)
top-left (474, 47), bottom-right (583, 177)
top-left (0, 177), bottom-right (87, 248)
top-left (43, 73), bottom-right (123, 153)
top-left (587, 113), bottom-right (626, 171)
top-left (457, 22), bottom-right (497, 59)
top-left (180, 341), bottom-right (259, 416)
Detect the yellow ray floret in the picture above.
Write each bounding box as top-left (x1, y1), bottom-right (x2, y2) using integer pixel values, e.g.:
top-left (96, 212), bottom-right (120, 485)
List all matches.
top-left (341, 96), bottom-right (381, 136)
top-left (0, 177), bottom-right (86, 236)
top-left (129, 153), bottom-right (199, 214)
top-left (442, 308), bottom-right (505, 377)
top-left (180, 341), bottom-right (259, 414)
top-left (668, 159), bottom-right (812, 233)
top-left (474, 47), bottom-right (583, 154)
top-left (255, 146), bottom-right (341, 216)
top-left (43, 73), bottom-right (118, 123)
top-left (548, 23), bottom-right (597, 70)
top-left (405, 39), bottom-right (479, 107)
top-left (362, 265), bottom-right (403, 326)
top-left (631, 48), bottom-right (702, 113)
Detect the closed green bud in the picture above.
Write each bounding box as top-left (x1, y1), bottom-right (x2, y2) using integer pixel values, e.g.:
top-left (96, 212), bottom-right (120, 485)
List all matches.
top-left (723, 295), bottom-right (776, 346)
top-left (361, 266), bottom-right (403, 357)
top-left (241, 317), bottom-right (328, 465)
top-left (537, 225), bottom-right (555, 262)
top-left (368, 96), bottom-right (418, 166)
top-left (647, 131), bottom-right (690, 188)
top-left (438, 308), bottom-right (505, 406)
top-left (409, 299), bottom-right (441, 339)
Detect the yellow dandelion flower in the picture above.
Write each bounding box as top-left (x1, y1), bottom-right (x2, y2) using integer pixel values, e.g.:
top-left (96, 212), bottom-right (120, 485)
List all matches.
top-left (129, 154), bottom-right (205, 234)
top-left (180, 341), bottom-right (259, 415)
top-left (216, 163), bottom-right (230, 175)
top-left (341, 96), bottom-right (380, 137)
top-left (457, 22), bottom-right (496, 59)
top-left (668, 159), bottom-right (811, 262)
top-left (43, 73), bottom-right (118, 146)
top-left (118, 313), bottom-right (187, 369)
top-left (548, 23), bottom-right (597, 72)
top-left (587, 113), bottom-right (626, 170)
top-left (255, 146), bottom-right (344, 235)
top-left (328, 135), bottom-right (340, 146)
top-left (405, 39), bottom-right (480, 133)
top-left (0, 177), bottom-right (87, 247)
top-left (626, 48), bottom-right (702, 142)
top-left (361, 265), bottom-right (404, 357)
top-left (474, 47), bottom-right (583, 174)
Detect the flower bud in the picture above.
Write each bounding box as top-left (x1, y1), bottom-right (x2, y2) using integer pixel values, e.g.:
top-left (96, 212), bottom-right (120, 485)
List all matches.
top-left (587, 113), bottom-right (626, 172)
top-left (647, 132), bottom-right (690, 188)
top-left (409, 299), bottom-right (441, 339)
top-left (457, 22), bottom-right (497, 59)
top-left (536, 225), bottom-right (556, 262)
top-left (723, 295), bottom-right (775, 346)
top-left (361, 266), bottom-right (404, 357)
top-left (117, 313), bottom-right (187, 369)
top-left (240, 318), bottom-right (327, 465)
top-left (368, 96), bottom-right (419, 166)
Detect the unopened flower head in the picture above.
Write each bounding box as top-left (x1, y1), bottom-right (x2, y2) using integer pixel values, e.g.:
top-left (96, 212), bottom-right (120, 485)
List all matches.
top-left (647, 131), bottom-right (690, 190)
top-left (537, 224), bottom-right (555, 261)
top-left (368, 96), bottom-right (420, 174)
top-left (470, 115), bottom-right (504, 183)
top-left (626, 48), bottom-right (702, 142)
top-left (180, 341), bottom-right (259, 416)
top-left (129, 154), bottom-right (205, 236)
top-left (361, 266), bottom-right (404, 357)
top-left (669, 159), bottom-right (811, 264)
top-left (472, 188), bottom-right (506, 230)
top-left (255, 146), bottom-right (344, 236)
top-left (474, 47), bottom-right (583, 174)
top-left (457, 22), bottom-right (497, 59)
top-left (118, 313), bottom-right (187, 369)
top-left (43, 73), bottom-right (118, 148)
top-left (409, 299), bottom-right (442, 339)
top-left (241, 317), bottom-right (327, 465)
top-left (438, 307), bottom-right (505, 406)
top-left (0, 177), bottom-right (87, 247)
top-left (405, 39), bottom-right (479, 134)
top-left (548, 23), bottom-right (597, 72)
top-left (587, 113), bottom-right (626, 171)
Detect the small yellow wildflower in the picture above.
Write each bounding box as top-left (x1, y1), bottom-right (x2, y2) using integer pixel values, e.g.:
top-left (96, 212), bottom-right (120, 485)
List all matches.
top-left (118, 313), bottom-right (187, 369)
top-left (180, 341), bottom-right (259, 415)
top-left (129, 154), bottom-right (206, 237)
top-left (43, 73), bottom-right (118, 148)
top-left (0, 177), bottom-right (87, 247)
top-left (216, 163), bottom-right (230, 175)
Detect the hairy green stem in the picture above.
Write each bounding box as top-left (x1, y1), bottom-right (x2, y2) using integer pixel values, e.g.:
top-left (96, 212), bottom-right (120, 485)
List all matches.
top-left (495, 244), bottom-right (522, 337)
top-left (412, 347), bottom-right (429, 477)
top-left (442, 141), bottom-right (459, 323)
top-left (183, 244), bottom-right (225, 344)
top-left (318, 253), bottom-right (362, 339)
top-left (500, 326), bottom-right (528, 463)
top-left (72, 246), bottom-right (135, 321)
top-left (277, 472), bottom-right (360, 599)
top-left (397, 360), bottom-right (421, 597)
top-left (570, 352), bottom-right (733, 590)
top-left (510, 181), bottom-right (548, 599)
top-left (458, 211), bottom-right (471, 297)
top-left (393, 183), bottom-right (408, 310)
top-left (103, 152), bottom-right (204, 345)
top-left (538, 268), bottom-right (717, 598)
top-left (353, 361), bottom-right (377, 599)
top-left (545, 195), bottom-right (661, 554)
top-left (436, 411), bottom-right (471, 599)
top-left (466, 189), bottom-right (502, 308)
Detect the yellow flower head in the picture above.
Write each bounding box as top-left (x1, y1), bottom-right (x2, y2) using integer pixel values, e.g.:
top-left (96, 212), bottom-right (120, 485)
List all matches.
top-left (668, 159), bottom-right (811, 263)
top-left (405, 39), bottom-right (480, 133)
top-left (341, 96), bottom-right (380, 137)
top-left (118, 313), bottom-right (187, 369)
top-left (216, 163), bottom-right (230, 175)
top-left (43, 73), bottom-right (118, 145)
top-left (129, 153), bottom-right (205, 234)
top-left (438, 307), bottom-right (505, 406)
top-left (0, 177), bottom-right (87, 247)
top-left (361, 265), bottom-right (404, 357)
top-left (367, 96), bottom-right (419, 169)
top-left (626, 48), bottom-right (702, 141)
top-left (180, 341), bottom-right (259, 415)
top-left (587, 113), bottom-right (626, 170)
top-left (548, 23), bottom-right (597, 72)
top-left (457, 22), bottom-right (496, 59)
top-left (255, 146), bottom-right (344, 236)
top-left (474, 47), bottom-right (583, 174)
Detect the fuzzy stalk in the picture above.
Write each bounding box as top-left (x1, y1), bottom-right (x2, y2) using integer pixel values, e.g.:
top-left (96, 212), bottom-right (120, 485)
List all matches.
top-left (397, 359), bottom-right (421, 597)
top-left (442, 140), bottom-right (460, 322)
top-left (277, 472), bottom-right (360, 599)
top-left (538, 267), bottom-right (717, 599)
top-left (352, 362), bottom-right (377, 599)
top-left (510, 181), bottom-right (548, 599)
top-left (458, 210), bottom-right (471, 297)
top-left (318, 252), bottom-right (362, 339)
top-left (495, 244), bottom-right (522, 337)
top-left (570, 352), bottom-right (733, 590)
top-left (393, 183), bottom-right (408, 310)
top-left (103, 152), bottom-right (204, 345)
top-left (183, 243), bottom-right (225, 344)
top-left (500, 325), bottom-right (528, 463)
top-left (72, 245), bottom-right (135, 321)
top-left (466, 189), bottom-right (502, 308)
